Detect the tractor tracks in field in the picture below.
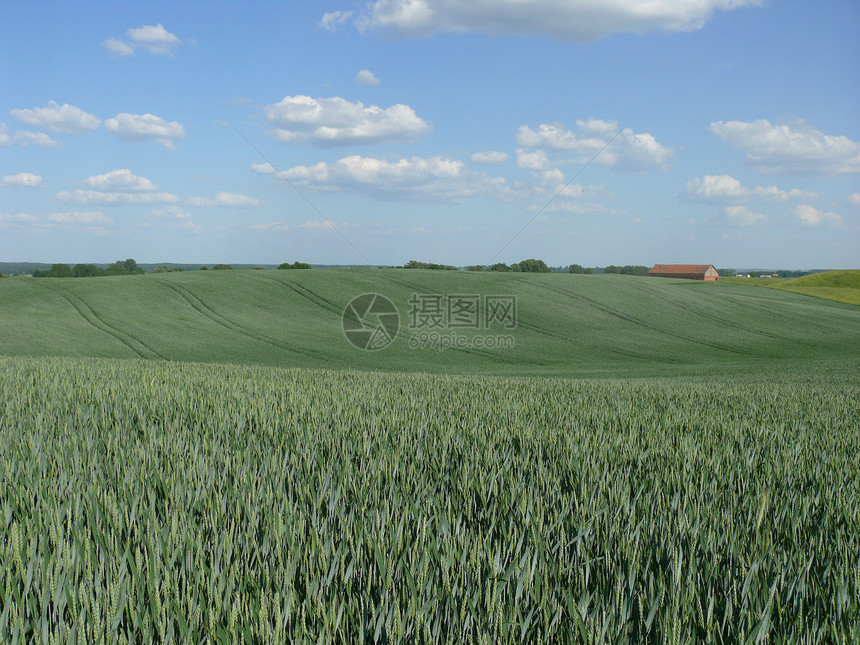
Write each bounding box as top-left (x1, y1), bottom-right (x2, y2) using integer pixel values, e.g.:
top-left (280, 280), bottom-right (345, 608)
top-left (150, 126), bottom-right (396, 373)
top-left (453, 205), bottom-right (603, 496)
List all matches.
top-left (263, 275), bottom-right (431, 351)
top-left (636, 282), bottom-right (815, 346)
top-left (697, 287), bottom-right (845, 336)
top-left (484, 275), bottom-right (679, 362)
top-left (261, 275), bottom-right (400, 359)
top-left (382, 273), bottom-right (662, 363)
top-left (267, 274), bottom-right (508, 363)
top-left (156, 280), bottom-right (330, 362)
top-left (381, 274), bottom-right (586, 365)
top-left (36, 282), bottom-right (162, 360)
top-left (508, 276), bottom-right (746, 356)
top-left (260, 275), bottom-right (343, 318)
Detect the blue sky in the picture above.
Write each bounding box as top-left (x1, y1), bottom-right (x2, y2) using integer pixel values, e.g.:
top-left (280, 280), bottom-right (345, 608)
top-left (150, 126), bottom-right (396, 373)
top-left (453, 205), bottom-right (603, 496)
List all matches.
top-left (1, 0), bottom-right (858, 268)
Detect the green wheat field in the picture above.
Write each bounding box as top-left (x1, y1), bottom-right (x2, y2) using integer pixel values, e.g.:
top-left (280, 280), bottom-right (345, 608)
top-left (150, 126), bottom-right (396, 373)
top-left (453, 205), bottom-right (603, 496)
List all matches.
top-left (1, 270), bottom-right (859, 643)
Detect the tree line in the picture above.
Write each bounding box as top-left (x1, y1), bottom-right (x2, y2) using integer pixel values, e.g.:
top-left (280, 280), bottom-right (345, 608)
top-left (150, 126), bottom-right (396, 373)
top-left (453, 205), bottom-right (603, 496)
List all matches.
top-left (405, 259), bottom-right (652, 274)
top-left (28, 259), bottom-right (312, 277)
top-left (33, 259), bottom-right (145, 278)
top-left (405, 259), bottom-right (558, 273)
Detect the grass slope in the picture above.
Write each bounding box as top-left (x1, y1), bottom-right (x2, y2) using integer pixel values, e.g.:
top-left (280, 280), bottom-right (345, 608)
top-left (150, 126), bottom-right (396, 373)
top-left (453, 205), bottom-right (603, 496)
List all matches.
top-left (722, 269), bottom-right (860, 305)
top-left (1, 269), bottom-right (858, 377)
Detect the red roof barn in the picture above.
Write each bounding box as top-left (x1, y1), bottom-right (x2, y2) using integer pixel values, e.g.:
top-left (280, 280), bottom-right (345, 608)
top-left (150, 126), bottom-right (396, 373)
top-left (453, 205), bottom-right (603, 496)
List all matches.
top-left (649, 264), bottom-right (719, 281)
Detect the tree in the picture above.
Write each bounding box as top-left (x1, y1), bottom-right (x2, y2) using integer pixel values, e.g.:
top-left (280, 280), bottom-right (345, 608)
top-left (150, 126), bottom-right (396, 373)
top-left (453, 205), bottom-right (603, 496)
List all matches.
top-left (568, 264), bottom-right (585, 274)
top-left (402, 260), bottom-right (457, 270)
top-left (620, 265), bottom-right (649, 276)
top-left (278, 261), bottom-right (311, 270)
top-left (45, 263), bottom-right (73, 278)
top-left (212, 264), bottom-right (233, 270)
top-left (516, 259), bottom-right (551, 273)
top-left (199, 266), bottom-right (209, 270)
top-left (73, 264), bottom-right (104, 277)
top-left (583, 267), bottom-right (594, 275)
top-left (488, 263), bottom-right (510, 272)
top-left (466, 265), bottom-right (485, 271)
top-left (104, 258), bottom-right (143, 275)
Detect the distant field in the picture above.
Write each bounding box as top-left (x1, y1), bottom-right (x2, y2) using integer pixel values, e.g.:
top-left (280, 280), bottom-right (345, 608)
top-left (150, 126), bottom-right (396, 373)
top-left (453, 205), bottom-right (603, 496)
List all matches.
top-left (721, 270), bottom-right (860, 305)
top-left (1, 269), bottom-right (858, 377)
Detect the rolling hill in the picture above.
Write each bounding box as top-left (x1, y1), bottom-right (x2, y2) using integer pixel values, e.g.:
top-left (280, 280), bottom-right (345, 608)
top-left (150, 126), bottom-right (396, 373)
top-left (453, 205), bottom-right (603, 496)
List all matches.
top-left (1, 269), bottom-right (858, 377)
top-left (722, 269), bottom-right (860, 305)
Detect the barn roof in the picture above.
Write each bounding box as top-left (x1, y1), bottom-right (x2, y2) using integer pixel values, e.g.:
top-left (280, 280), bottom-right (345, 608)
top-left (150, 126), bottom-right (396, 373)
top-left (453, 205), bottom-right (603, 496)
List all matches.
top-left (649, 264), bottom-right (715, 275)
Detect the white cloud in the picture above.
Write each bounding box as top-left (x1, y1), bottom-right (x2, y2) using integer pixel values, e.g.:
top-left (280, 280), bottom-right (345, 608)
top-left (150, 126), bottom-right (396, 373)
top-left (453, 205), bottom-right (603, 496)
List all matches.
top-left (526, 173), bottom-right (611, 212)
top-left (57, 189), bottom-right (178, 205)
top-left (104, 24), bottom-right (182, 57)
top-left (849, 193), bottom-right (860, 207)
top-left (354, 69), bottom-right (381, 86)
top-left (686, 174), bottom-right (818, 202)
top-left (535, 168), bottom-right (566, 186)
top-left (104, 113), bottom-right (185, 149)
top-left (515, 155), bottom-right (569, 191)
top-left (256, 154), bottom-right (516, 201)
top-left (128, 23), bottom-right (181, 54)
top-left (320, 11), bottom-right (353, 32)
top-left (710, 119), bottom-right (860, 174)
top-left (687, 174), bottom-right (746, 200)
top-left (215, 192), bottom-right (261, 207)
top-left (47, 211), bottom-right (113, 225)
top-left (351, 0), bottom-right (762, 41)
top-left (526, 179), bottom-right (613, 212)
top-left (471, 151), bottom-right (510, 165)
top-left (516, 148), bottom-right (553, 171)
top-left (0, 212), bottom-right (40, 223)
top-left (103, 37), bottom-right (135, 57)
top-left (517, 120), bottom-right (672, 172)
top-left (252, 221), bottom-right (292, 232)
top-left (298, 220), bottom-right (337, 230)
top-left (530, 201), bottom-right (622, 216)
top-left (793, 204), bottom-right (844, 227)
top-left (263, 95), bottom-right (431, 146)
top-left (188, 192), bottom-right (262, 208)
top-left (251, 163), bottom-right (277, 175)
top-left (82, 169), bottom-right (158, 192)
top-left (0, 124), bottom-right (63, 148)
top-left (2, 173), bottom-right (43, 188)
top-left (11, 131), bottom-right (63, 148)
top-left (724, 205), bottom-right (766, 226)
top-left (10, 101), bottom-right (100, 135)
top-left (148, 205), bottom-right (193, 220)
top-left (145, 205), bottom-right (200, 231)
top-left (252, 220), bottom-right (346, 233)
top-left (185, 197), bottom-right (214, 207)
